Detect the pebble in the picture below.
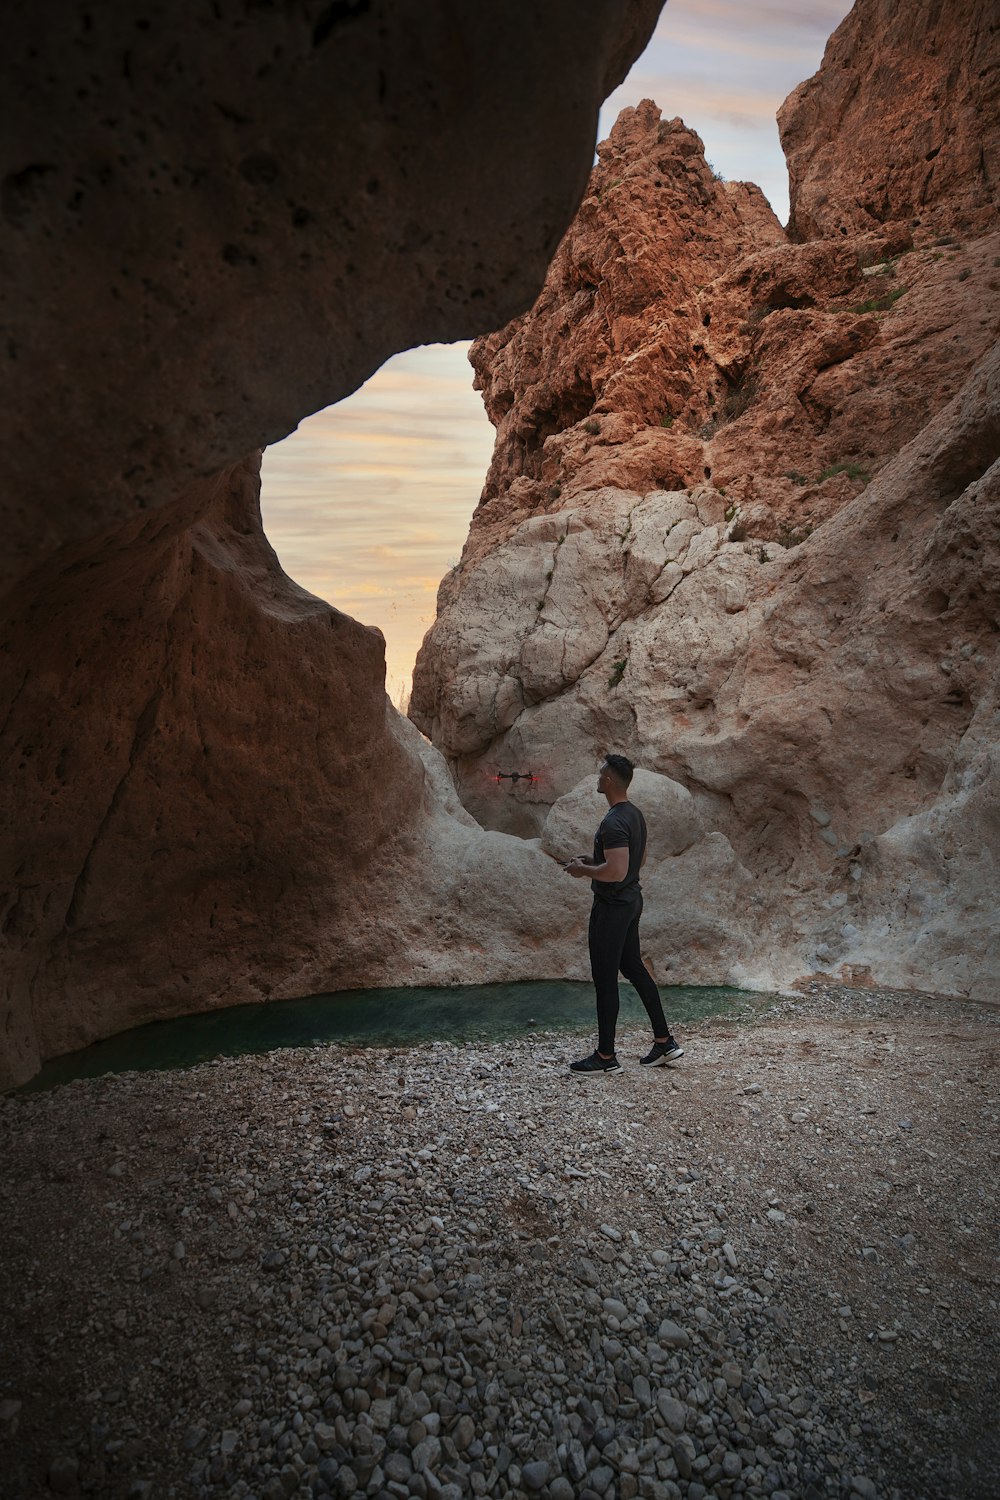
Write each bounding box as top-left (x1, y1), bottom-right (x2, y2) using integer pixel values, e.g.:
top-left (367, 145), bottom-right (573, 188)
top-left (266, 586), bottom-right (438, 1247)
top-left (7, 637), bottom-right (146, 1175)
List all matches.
top-left (657, 1319), bottom-right (690, 1348)
top-left (521, 1459), bottom-right (550, 1491)
top-left (48, 1455), bottom-right (79, 1493)
top-left (657, 1393), bottom-right (688, 1433)
top-left (3, 992), bottom-right (995, 1500)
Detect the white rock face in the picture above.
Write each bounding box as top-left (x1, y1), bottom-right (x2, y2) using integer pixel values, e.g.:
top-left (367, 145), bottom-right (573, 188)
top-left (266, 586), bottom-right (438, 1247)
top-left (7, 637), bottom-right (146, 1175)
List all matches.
top-left (378, 711), bottom-right (585, 987)
top-left (540, 768), bottom-right (704, 863)
top-left (366, 732), bottom-right (756, 996)
top-left (411, 346), bottom-right (1000, 999)
top-left (416, 486), bottom-right (746, 835)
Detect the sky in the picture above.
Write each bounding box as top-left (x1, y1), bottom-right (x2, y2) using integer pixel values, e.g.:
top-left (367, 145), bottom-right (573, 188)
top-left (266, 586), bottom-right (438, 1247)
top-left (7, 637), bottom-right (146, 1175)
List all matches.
top-left (261, 0), bottom-right (854, 705)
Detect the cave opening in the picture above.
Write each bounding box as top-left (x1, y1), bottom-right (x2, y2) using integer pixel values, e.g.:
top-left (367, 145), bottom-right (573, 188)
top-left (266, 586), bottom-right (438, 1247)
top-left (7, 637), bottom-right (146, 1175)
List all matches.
top-left (260, 341), bottom-right (494, 711)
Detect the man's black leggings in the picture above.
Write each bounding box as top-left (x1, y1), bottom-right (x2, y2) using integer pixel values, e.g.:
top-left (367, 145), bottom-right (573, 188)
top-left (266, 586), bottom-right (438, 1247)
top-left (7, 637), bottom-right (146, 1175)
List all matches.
top-left (589, 893), bottom-right (669, 1056)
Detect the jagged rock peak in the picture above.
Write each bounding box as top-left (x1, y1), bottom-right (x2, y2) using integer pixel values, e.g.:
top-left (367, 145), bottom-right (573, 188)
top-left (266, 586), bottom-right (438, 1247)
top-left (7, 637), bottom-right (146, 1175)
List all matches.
top-left (780, 0), bottom-right (1000, 241)
top-left (459, 100), bottom-right (784, 568)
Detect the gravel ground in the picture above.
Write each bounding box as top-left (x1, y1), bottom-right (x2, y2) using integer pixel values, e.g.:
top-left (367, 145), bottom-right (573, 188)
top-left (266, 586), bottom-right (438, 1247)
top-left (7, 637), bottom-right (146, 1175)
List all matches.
top-left (1, 983), bottom-right (997, 1500)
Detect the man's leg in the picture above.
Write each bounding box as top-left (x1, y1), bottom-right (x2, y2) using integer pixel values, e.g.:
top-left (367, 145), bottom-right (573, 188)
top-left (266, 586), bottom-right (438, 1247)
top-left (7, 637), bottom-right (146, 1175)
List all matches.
top-left (619, 903), bottom-right (671, 1039)
top-left (589, 900), bottom-right (631, 1056)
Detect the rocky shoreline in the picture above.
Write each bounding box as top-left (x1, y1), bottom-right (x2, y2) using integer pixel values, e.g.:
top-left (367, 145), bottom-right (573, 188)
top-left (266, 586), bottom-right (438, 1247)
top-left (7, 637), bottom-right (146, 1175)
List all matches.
top-left (1, 984), bottom-right (997, 1500)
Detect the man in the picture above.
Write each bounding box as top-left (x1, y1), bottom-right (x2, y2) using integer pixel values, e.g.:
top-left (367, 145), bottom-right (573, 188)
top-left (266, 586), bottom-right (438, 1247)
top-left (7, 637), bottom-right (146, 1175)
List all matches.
top-left (563, 755), bottom-right (683, 1073)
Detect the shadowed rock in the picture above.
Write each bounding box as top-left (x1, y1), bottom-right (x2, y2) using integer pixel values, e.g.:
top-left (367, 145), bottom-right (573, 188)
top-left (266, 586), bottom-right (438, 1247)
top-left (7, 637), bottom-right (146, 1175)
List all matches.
top-left (0, 1), bottom-right (663, 1088)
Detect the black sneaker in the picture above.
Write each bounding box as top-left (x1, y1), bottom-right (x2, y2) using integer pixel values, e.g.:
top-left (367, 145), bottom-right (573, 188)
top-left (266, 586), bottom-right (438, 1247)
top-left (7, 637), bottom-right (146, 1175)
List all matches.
top-left (640, 1038), bottom-right (684, 1066)
top-left (570, 1050), bottom-right (622, 1073)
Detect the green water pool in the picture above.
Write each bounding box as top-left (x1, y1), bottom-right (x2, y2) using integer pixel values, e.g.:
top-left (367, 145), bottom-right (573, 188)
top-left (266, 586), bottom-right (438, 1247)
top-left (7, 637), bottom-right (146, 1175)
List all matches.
top-left (20, 981), bottom-right (776, 1092)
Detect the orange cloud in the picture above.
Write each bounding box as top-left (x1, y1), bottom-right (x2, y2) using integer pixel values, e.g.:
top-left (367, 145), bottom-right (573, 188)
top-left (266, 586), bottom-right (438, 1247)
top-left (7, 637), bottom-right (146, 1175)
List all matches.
top-left (261, 342), bottom-right (494, 696)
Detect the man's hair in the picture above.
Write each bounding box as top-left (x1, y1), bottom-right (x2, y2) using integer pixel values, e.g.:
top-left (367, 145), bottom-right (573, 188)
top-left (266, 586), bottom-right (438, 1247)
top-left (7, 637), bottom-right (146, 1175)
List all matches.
top-left (603, 753), bottom-right (634, 787)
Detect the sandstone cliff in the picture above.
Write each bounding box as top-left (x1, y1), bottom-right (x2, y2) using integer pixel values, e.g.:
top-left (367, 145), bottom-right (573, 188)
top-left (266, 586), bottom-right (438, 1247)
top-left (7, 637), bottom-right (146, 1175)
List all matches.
top-left (411, 0), bottom-right (1000, 1000)
top-left (780, 0), bottom-right (1000, 241)
top-left (0, 0), bottom-right (662, 1088)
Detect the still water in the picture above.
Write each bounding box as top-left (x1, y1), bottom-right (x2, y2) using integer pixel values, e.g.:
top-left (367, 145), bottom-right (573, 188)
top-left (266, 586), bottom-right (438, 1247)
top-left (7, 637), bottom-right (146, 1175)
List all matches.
top-left (21, 982), bottom-right (774, 1093)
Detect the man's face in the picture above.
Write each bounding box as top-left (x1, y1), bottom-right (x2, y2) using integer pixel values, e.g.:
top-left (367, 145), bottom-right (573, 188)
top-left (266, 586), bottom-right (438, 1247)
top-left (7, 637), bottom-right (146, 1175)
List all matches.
top-left (597, 761), bottom-right (612, 795)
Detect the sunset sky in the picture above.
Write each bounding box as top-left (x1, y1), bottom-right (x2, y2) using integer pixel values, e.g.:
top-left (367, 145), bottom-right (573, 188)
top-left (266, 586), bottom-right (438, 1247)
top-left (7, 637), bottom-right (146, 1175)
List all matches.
top-left (261, 0), bottom-right (853, 704)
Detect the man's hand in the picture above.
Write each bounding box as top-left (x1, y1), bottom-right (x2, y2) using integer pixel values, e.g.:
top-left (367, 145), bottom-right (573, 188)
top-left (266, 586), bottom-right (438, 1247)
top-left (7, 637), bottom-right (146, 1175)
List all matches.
top-left (563, 848), bottom-right (629, 881)
top-left (565, 847), bottom-right (629, 882)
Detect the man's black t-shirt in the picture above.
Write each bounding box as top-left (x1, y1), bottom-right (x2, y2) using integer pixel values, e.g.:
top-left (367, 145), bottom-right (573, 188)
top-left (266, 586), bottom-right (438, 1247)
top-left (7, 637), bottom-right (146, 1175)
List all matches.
top-left (591, 801), bottom-right (646, 902)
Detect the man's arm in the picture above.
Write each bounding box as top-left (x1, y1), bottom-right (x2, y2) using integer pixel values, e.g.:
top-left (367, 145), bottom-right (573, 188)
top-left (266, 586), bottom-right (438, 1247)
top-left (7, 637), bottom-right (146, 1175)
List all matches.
top-left (564, 846), bottom-right (629, 881)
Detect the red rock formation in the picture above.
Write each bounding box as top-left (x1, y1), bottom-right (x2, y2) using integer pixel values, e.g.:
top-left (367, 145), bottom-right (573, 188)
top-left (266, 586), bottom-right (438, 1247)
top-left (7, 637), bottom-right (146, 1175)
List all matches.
top-left (459, 102), bottom-right (785, 568)
top-left (0, 1), bottom-right (663, 1088)
top-left (2, 456), bottom-right (597, 1078)
top-left (1, 458), bottom-right (407, 1069)
top-left (780, 0), bottom-right (1000, 241)
top-left (411, 1), bottom-right (1000, 1001)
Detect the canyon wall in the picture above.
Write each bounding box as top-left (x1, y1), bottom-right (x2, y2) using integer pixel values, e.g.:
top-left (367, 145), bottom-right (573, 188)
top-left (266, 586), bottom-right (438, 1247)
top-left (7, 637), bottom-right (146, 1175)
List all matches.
top-left (411, 0), bottom-right (1000, 999)
top-left (0, 1), bottom-right (663, 1088)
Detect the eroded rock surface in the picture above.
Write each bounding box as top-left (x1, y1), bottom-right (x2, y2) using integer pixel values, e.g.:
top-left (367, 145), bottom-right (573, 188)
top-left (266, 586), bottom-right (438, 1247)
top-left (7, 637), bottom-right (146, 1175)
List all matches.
top-left (411, 2), bottom-right (1000, 1000)
top-left (1, 1), bottom-right (663, 1087)
top-left (780, 0), bottom-right (1000, 241)
top-left (2, 0), bottom-right (660, 593)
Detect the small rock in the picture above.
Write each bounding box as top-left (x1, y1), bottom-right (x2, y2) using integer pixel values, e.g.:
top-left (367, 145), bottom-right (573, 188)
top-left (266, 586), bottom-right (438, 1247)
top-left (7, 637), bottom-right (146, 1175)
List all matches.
top-left (599, 1224), bottom-right (622, 1242)
top-left (672, 1439), bottom-right (694, 1480)
top-left (452, 1414), bottom-right (476, 1452)
top-left (521, 1459), bottom-right (550, 1491)
top-left (590, 1464), bottom-right (615, 1493)
top-left (657, 1319), bottom-right (690, 1348)
top-left (48, 1455), bottom-right (79, 1493)
top-left (656, 1393), bottom-right (687, 1433)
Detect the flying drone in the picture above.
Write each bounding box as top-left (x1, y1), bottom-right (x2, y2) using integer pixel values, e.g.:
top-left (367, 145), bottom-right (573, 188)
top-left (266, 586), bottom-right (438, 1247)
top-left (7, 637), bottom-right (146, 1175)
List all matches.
top-left (492, 770), bottom-right (539, 785)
